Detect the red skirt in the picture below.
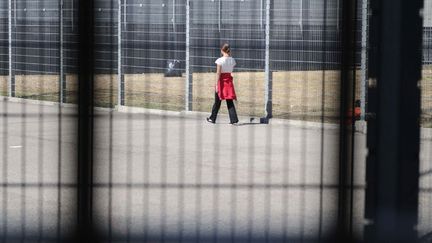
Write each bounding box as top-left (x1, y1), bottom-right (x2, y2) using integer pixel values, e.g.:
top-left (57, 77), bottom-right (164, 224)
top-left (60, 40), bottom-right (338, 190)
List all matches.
top-left (217, 73), bottom-right (237, 100)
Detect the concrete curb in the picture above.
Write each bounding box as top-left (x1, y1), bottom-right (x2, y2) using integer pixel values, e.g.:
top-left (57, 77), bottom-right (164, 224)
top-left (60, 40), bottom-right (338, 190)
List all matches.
top-left (4, 96), bottom-right (432, 139)
top-left (117, 105), bottom-right (368, 134)
top-left (1, 96), bottom-right (74, 107)
top-left (0, 96), bottom-right (114, 112)
top-left (117, 105), bottom-right (182, 117)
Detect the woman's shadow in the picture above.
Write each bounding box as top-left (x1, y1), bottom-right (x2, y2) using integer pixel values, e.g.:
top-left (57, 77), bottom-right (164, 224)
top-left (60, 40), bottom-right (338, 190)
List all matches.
top-left (232, 118), bottom-right (267, 126)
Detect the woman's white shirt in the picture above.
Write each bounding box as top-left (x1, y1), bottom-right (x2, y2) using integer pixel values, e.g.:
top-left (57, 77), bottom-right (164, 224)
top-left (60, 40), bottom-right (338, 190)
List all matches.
top-left (215, 56), bottom-right (236, 73)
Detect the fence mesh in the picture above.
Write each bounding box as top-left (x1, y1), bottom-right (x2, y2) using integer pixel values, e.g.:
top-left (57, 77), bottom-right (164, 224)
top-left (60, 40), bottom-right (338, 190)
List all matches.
top-left (0, 0), bottom-right (430, 242)
top-left (0, 0), bottom-right (430, 120)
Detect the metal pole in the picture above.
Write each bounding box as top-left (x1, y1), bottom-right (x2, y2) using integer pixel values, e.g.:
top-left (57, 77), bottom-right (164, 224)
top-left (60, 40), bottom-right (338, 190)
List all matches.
top-left (260, 0), bottom-right (264, 30)
top-left (172, 0), bottom-right (176, 32)
top-left (336, 0), bottom-right (357, 240)
top-left (299, 0), bottom-right (303, 32)
top-left (76, 0), bottom-right (97, 240)
top-left (71, 0), bottom-right (74, 31)
top-left (364, 0), bottom-right (423, 241)
top-left (13, 0), bottom-right (16, 27)
top-left (360, 0), bottom-right (368, 120)
top-left (185, 0), bottom-right (192, 111)
top-left (123, 0), bottom-right (126, 29)
top-left (218, 0), bottom-right (221, 33)
top-left (264, 0), bottom-right (272, 120)
top-left (60, 0), bottom-right (65, 103)
top-left (118, 0), bottom-right (124, 107)
top-left (336, 0), bottom-right (340, 31)
top-left (8, 0), bottom-right (14, 97)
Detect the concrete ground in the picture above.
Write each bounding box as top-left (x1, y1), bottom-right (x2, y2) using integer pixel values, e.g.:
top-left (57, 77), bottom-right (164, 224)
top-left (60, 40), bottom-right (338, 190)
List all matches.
top-left (0, 99), bottom-right (431, 242)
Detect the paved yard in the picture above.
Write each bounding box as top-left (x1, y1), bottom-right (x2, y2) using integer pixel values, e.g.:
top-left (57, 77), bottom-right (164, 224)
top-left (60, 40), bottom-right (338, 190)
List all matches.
top-left (0, 99), bottom-right (430, 242)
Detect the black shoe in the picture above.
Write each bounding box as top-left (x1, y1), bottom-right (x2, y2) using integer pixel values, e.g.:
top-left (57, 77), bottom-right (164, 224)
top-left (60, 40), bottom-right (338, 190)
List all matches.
top-left (206, 117), bottom-right (215, 123)
top-left (230, 121), bottom-right (239, 125)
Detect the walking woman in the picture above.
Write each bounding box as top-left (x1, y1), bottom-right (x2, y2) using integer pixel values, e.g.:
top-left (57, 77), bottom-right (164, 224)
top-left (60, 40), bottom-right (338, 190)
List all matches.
top-left (206, 43), bottom-right (239, 124)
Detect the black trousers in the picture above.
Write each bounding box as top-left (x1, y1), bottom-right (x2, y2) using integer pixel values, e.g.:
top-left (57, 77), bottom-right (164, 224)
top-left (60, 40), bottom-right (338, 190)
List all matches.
top-left (209, 92), bottom-right (239, 123)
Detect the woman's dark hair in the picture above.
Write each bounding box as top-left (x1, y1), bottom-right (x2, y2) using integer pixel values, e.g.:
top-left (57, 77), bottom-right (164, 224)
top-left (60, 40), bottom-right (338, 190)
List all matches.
top-left (221, 43), bottom-right (231, 55)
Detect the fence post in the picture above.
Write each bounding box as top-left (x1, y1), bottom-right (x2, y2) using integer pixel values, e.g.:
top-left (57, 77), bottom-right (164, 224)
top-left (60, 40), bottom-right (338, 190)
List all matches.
top-left (118, 0), bottom-right (124, 107)
top-left (76, 0), bottom-right (97, 240)
top-left (364, 0), bottom-right (422, 241)
top-left (260, 0), bottom-right (264, 30)
top-left (60, 0), bottom-right (65, 103)
top-left (299, 0), bottom-right (303, 32)
top-left (8, 0), bottom-right (14, 97)
top-left (218, 0), bottom-right (221, 33)
top-left (337, 0), bottom-right (340, 31)
top-left (264, 0), bottom-right (272, 120)
top-left (172, 0), bottom-right (176, 32)
top-left (360, 0), bottom-right (368, 120)
top-left (185, 0), bottom-right (192, 111)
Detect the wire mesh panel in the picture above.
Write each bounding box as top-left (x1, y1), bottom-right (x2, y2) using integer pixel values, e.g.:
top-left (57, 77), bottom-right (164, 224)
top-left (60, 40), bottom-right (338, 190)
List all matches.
top-left (90, 0), bottom-right (360, 242)
top-left (271, 0), bottom-right (340, 71)
top-left (418, 0), bottom-right (432, 240)
top-left (270, 0), bottom-right (342, 121)
top-left (0, 0), bottom-right (79, 103)
top-left (0, 2), bottom-right (7, 96)
top-left (13, 0), bottom-right (61, 100)
top-left (190, 0), bottom-right (265, 116)
top-left (120, 0), bottom-right (186, 110)
top-left (421, 0), bottom-right (432, 123)
top-left (424, 30), bottom-right (432, 65)
top-left (62, 0), bottom-right (79, 103)
top-left (4, 0), bottom-right (428, 242)
top-left (424, 0), bottom-right (432, 65)
top-left (94, 0), bottom-right (118, 107)
top-left (0, 0), bottom-right (78, 242)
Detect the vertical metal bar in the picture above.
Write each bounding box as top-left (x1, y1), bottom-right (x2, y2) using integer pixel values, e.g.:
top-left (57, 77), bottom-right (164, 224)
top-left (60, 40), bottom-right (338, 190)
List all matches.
top-left (264, 0), bottom-right (272, 119)
top-left (76, 0), bottom-right (96, 240)
top-left (172, 0), bottom-right (176, 32)
top-left (57, 2), bottom-right (64, 237)
top-left (13, 0), bottom-right (16, 27)
top-left (318, 1), bottom-right (328, 240)
top-left (60, 0), bottom-right (65, 103)
top-left (71, 0), bottom-right (74, 31)
top-left (336, 0), bottom-right (340, 30)
top-left (360, 0), bottom-right (368, 120)
top-left (123, 0), bottom-right (126, 29)
top-left (8, 0), bottom-right (14, 97)
top-left (118, 0), bottom-right (124, 106)
top-left (336, 0), bottom-right (357, 240)
top-left (56, 0), bottom-right (66, 238)
top-left (299, 0), bottom-right (303, 32)
top-left (260, 0), bottom-right (264, 30)
top-left (364, 0), bottom-right (423, 241)
top-left (218, 0), bottom-right (221, 33)
top-left (185, 0), bottom-right (192, 111)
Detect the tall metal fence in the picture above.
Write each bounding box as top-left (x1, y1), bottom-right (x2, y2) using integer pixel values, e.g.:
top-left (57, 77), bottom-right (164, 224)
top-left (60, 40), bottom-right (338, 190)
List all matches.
top-left (0, 0), bottom-right (431, 119)
top-left (1, 1), bottom-right (431, 73)
top-left (0, 0), bottom-right (430, 242)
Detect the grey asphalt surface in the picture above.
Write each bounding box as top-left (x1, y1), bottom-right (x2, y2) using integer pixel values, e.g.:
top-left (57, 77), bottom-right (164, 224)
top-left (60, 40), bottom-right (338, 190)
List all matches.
top-left (0, 99), bottom-right (431, 242)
